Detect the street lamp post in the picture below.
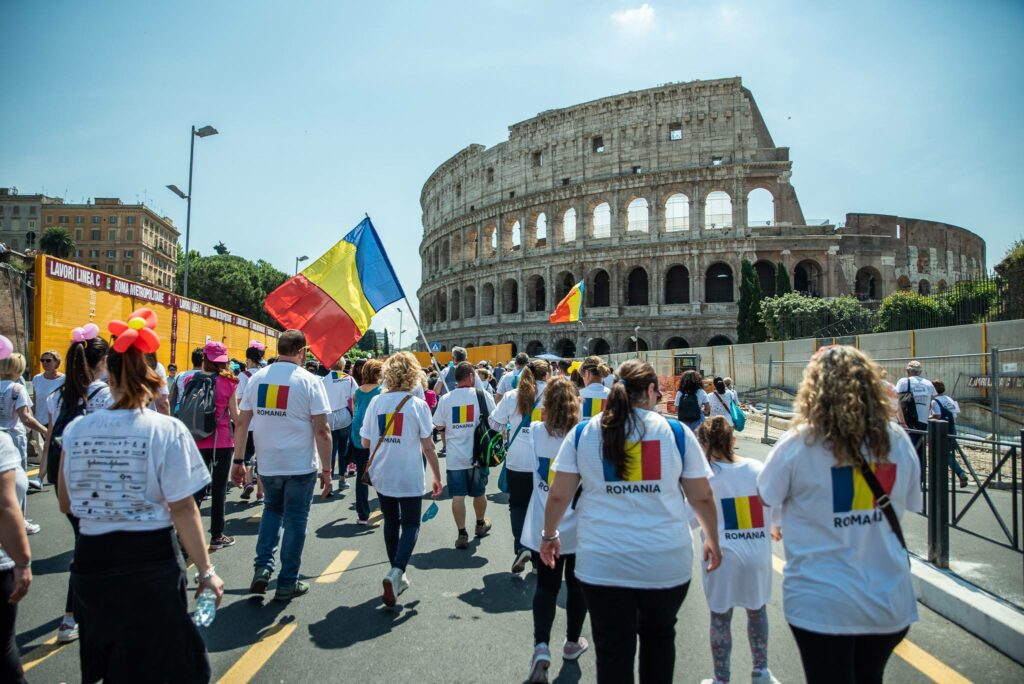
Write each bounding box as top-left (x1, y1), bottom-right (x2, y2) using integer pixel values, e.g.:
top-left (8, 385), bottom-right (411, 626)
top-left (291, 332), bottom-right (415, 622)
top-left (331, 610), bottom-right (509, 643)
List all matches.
top-left (295, 255), bottom-right (309, 275)
top-left (167, 124), bottom-right (218, 298)
top-left (398, 307), bottom-right (404, 349)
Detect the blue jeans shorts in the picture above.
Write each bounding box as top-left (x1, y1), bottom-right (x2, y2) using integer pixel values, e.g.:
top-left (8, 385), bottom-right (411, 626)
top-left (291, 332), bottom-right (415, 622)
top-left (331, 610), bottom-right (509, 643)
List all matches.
top-left (447, 467), bottom-right (487, 498)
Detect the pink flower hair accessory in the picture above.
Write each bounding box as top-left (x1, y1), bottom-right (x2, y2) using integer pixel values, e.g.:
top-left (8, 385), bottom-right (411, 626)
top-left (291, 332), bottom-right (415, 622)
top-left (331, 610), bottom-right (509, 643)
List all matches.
top-left (248, 340), bottom-right (266, 351)
top-left (0, 335), bottom-right (12, 361)
top-left (71, 323), bottom-right (100, 344)
top-left (108, 308), bottom-right (160, 353)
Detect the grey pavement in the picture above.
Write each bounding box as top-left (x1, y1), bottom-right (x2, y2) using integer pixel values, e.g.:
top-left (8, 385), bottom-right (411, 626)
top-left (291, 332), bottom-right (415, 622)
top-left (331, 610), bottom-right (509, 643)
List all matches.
top-left (15, 436), bottom-right (1024, 683)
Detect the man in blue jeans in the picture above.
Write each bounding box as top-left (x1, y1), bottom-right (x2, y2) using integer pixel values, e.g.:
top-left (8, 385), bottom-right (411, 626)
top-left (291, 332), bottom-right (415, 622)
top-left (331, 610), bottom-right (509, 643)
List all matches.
top-left (232, 330), bottom-right (332, 601)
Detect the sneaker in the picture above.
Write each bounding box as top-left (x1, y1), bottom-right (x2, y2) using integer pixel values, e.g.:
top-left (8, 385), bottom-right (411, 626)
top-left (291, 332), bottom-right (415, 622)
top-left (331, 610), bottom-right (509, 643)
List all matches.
top-left (241, 484), bottom-right (254, 500)
top-left (474, 518), bottom-right (492, 537)
top-left (28, 477), bottom-right (43, 491)
top-left (347, 463), bottom-right (357, 476)
top-left (958, 473), bottom-right (969, 488)
top-left (751, 670), bottom-right (781, 684)
top-left (397, 572), bottom-right (410, 597)
top-left (209, 534), bottom-right (235, 550)
top-left (274, 580), bottom-right (310, 602)
top-left (529, 643), bottom-right (552, 683)
top-left (562, 636), bottom-right (589, 660)
top-left (57, 619), bottom-right (79, 643)
top-left (512, 548), bottom-right (531, 574)
top-left (25, 520), bottom-right (41, 535)
top-left (249, 567), bottom-right (272, 595)
top-left (340, 479), bottom-right (351, 491)
top-left (455, 531), bottom-right (469, 549)
top-left (356, 518), bottom-right (371, 525)
top-left (382, 567), bottom-right (402, 607)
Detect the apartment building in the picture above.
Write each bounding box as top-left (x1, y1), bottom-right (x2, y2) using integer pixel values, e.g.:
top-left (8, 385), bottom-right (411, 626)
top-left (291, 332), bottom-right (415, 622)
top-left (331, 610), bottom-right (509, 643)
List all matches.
top-left (0, 187), bottom-right (65, 252)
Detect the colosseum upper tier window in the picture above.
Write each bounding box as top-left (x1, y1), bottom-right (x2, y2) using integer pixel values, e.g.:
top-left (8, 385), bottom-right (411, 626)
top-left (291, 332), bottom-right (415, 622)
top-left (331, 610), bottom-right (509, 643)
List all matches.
top-left (562, 208), bottom-right (577, 243)
top-left (593, 203), bottom-right (611, 238)
top-left (665, 194), bottom-right (690, 232)
top-left (746, 189), bottom-right (774, 227)
top-left (705, 192), bottom-right (733, 229)
top-left (669, 124), bottom-right (683, 141)
top-left (592, 136), bottom-right (605, 154)
top-left (627, 199), bottom-right (649, 232)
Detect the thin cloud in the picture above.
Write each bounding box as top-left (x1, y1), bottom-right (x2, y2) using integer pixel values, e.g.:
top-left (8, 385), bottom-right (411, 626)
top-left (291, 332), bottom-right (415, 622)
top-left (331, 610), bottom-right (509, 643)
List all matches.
top-left (611, 3), bottom-right (655, 34)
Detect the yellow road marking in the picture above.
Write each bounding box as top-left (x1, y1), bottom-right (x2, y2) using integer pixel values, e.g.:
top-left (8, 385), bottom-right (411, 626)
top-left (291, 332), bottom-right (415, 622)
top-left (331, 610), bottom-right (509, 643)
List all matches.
top-left (246, 510), bottom-right (262, 524)
top-left (771, 555), bottom-right (971, 683)
top-left (21, 636), bottom-right (65, 671)
top-left (315, 549), bottom-right (359, 584)
top-left (26, 467), bottom-right (39, 478)
top-left (894, 640), bottom-right (972, 684)
top-left (216, 621), bottom-right (297, 684)
top-left (368, 510), bottom-right (383, 526)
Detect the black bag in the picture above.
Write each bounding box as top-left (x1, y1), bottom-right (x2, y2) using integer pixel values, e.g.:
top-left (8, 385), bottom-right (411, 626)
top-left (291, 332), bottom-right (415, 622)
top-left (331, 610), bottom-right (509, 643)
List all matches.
top-left (472, 389), bottom-right (506, 468)
top-left (47, 385), bottom-right (104, 485)
top-left (677, 390), bottom-right (701, 422)
top-left (898, 389), bottom-right (919, 428)
top-left (174, 373), bottom-right (218, 439)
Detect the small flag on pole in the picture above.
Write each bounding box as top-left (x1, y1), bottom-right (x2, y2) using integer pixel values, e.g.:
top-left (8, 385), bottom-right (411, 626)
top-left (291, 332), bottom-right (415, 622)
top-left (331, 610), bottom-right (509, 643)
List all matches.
top-left (549, 279), bottom-right (585, 324)
top-left (264, 217), bottom-right (404, 367)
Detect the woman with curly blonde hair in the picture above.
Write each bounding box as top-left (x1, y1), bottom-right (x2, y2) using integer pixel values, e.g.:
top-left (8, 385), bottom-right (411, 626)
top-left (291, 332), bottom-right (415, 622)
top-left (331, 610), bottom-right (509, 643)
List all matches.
top-left (758, 345), bottom-right (920, 684)
top-left (360, 352), bottom-right (442, 607)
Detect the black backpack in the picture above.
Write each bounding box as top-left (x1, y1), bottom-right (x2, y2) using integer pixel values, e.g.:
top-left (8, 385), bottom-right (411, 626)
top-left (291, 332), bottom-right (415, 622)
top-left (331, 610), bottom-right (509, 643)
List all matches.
top-left (472, 389), bottom-right (506, 468)
top-left (932, 398), bottom-right (957, 435)
top-left (677, 390), bottom-right (701, 422)
top-left (898, 382), bottom-right (920, 428)
top-left (47, 385), bottom-right (104, 484)
top-left (174, 373), bottom-right (218, 439)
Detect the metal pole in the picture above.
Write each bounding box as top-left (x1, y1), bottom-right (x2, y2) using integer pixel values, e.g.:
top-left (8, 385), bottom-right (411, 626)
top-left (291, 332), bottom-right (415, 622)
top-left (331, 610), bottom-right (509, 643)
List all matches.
top-left (927, 418), bottom-right (949, 568)
top-left (762, 355), bottom-right (773, 445)
top-left (399, 308), bottom-right (404, 349)
top-left (992, 347), bottom-right (1000, 480)
top-left (402, 294), bottom-right (441, 373)
top-left (182, 125), bottom-right (196, 298)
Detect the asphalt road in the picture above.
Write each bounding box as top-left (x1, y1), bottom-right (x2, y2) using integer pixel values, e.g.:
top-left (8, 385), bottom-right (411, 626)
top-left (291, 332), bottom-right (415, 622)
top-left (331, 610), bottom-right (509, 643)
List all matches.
top-left (14, 434), bottom-right (1024, 683)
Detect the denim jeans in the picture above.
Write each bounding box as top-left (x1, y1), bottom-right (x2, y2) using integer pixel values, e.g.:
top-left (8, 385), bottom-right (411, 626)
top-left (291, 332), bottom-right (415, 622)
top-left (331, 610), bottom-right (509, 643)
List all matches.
top-left (377, 494), bottom-right (421, 571)
top-left (254, 472), bottom-right (317, 589)
top-left (348, 446), bottom-right (371, 520)
top-left (331, 426), bottom-right (351, 477)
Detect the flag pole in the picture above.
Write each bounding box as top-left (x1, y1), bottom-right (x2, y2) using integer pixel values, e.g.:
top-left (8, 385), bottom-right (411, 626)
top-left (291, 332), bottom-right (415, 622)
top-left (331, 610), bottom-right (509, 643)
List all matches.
top-left (402, 294), bottom-right (442, 372)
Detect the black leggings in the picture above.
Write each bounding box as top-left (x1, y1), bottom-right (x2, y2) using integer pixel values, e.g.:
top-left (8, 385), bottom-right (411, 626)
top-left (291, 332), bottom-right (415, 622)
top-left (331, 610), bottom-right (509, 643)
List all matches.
top-left (194, 447), bottom-right (232, 538)
top-left (531, 552), bottom-right (586, 645)
top-left (507, 470), bottom-right (533, 554)
top-left (0, 570), bottom-right (25, 683)
top-left (790, 624), bottom-right (909, 684)
top-left (580, 581), bottom-right (689, 684)
top-left (55, 483), bottom-right (80, 614)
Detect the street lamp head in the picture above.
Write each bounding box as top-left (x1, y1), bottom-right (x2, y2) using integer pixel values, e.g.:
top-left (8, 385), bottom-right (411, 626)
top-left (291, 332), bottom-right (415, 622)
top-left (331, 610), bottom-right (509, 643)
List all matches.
top-left (194, 125), bottom-right (218, 138)
top-left (166, 184), bottom-right (187, 200)
top-left (297, 255), bottom-right (309, 262)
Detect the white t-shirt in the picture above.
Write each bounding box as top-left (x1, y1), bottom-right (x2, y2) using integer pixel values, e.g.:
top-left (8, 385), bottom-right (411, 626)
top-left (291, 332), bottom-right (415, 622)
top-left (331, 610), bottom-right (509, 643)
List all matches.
top-left (359, 391), bottom-right (433, 498)
top-left (147, 362), bottom-right (170, 411)
top-left (495, 369), bottom-right (522, 397)
top-left (895, 376), bottom-right (936, 425)
top-left (433, 387), bottom-right (495, 470)
top-left (62, 409), bottom-right (212, 536)
top-left (757, 423), bottom-right (921, 634)
top-left (579, 383), bottom-right (610, 421)
top-left (697, 458), bottom-right (773, 613)
top-left (709, 391), bottom-right (735, 425)
top-left (437, 364), bottom-right (487, 396)
top-left (172, 369), bottom-right (201, 408)
top-left (0, 380), bottom-right (31, 435)
top-left (0, 432), bottom-right (26, 570)
top-left (521, 423), bottom-right (579, 554)
top-left (236, 367), bottom-right (258, 432)
top-left (602, 373), bottom-right (617, 389)
top-left (240, 362), bottom-right (331, 476)
top-left (553, 410), bottom-right (712, 589)
top-left (932, 395), bottom-right (959, 419)
top-left (674, 388), bottom-right (710, 411)
top-left (47, 380), bottom-right (114, 427)
top-left (490, 382), bottom-right (546, 472)
top-left (31, 373), bottom-right (65, 425)
top-left (322, 371), bottom-right (356, 430)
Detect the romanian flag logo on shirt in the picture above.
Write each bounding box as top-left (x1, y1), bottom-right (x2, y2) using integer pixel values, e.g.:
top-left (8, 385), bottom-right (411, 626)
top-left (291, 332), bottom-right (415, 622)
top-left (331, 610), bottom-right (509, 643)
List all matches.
top-left (452, 405), bottom-right (475, 424)
top-left (721, 495), bottom-right (765, 530)
top-left (330, 371), bottom-right (347, 381)
top-left (602, 440), bottom-right (661, 481)
top-left (377, 412), bottom-right (404, 436)
top-left (582, 398), bottom-right (605, 418)
top-left (519, 407), bottom-right (543, 427)
top-left (257, 384), bottom-right (290, 409)
top-left (831, 464), bottom-right (897, 513)
top-left (537, 457), bottom-right (556, 485)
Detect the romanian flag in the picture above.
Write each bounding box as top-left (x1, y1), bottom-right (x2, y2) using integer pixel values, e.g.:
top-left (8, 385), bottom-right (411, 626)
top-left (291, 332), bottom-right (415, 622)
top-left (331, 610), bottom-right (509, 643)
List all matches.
top-left (264, 217), bottom-right (405, 366)
top-left (257, 384), bottom-right (290, 409)
top-left (721, 495), bottom-right (765, 530)
top-left (452, 404), bottom-right (475, 424)
top-left (549, 279), bottom-right (585, 324)
top-left (377, 412), bottom-right (404, 436)
top-left (582, 397), bottom-right (605, 418)
top-left (603, 440), bottom-right (661, 481)
top-left (832, 463), bottom-right (897, 513)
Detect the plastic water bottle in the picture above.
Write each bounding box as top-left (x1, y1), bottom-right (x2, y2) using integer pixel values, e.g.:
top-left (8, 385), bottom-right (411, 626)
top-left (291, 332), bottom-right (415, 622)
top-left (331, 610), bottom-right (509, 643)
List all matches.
top-left (421, 501), bottom-right (439, 523)
top-left (193, 588), bottom-right (217, 627)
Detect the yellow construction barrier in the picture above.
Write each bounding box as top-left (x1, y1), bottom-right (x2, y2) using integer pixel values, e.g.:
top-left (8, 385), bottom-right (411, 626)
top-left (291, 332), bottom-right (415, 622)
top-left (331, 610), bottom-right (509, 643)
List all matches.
top-left (412, 344), bottom-right (513, 370)
top-left (33, 255), bottom-right (279, 373)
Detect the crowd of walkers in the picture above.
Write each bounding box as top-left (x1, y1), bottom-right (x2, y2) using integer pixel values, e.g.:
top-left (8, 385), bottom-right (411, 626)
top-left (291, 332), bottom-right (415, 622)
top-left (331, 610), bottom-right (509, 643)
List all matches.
top-left (0, 316), bottom-right (938, 683)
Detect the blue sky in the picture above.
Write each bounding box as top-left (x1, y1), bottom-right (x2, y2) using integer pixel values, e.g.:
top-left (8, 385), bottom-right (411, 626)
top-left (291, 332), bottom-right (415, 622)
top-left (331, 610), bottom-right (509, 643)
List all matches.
top-left (3, 1), bottom-right (1022, 338)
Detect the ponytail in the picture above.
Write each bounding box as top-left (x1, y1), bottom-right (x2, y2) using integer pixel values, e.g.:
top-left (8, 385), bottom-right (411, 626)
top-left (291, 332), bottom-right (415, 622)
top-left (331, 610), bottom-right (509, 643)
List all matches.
top-left (515, 359), bottom-right (549, 417)
top-left (600, 359), bottom-right (657, 480)
top-left (59, 337), bottom-right (109, 412)
top-left (106, 347), bottom-right (163, 410)
top-left (696, 416), bottom-right (735, 464)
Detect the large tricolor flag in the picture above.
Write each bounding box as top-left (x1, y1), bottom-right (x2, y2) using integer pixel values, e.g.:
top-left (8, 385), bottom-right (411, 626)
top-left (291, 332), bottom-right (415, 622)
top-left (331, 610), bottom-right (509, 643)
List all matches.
top-left (549, 279), bottom-right (585, 324)
top-left (264, 217), bottom-right (404, 366)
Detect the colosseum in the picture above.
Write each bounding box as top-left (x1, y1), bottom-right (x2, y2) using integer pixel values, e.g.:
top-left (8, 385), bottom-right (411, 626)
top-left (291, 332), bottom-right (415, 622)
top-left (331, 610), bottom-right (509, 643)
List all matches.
top-left (417, 77), bottom-right (986, 357)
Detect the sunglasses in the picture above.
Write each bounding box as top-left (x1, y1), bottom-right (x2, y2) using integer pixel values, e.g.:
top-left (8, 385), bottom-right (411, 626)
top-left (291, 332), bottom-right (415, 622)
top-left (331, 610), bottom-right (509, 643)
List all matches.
top-left (41, 358), bottom-right (57, 363)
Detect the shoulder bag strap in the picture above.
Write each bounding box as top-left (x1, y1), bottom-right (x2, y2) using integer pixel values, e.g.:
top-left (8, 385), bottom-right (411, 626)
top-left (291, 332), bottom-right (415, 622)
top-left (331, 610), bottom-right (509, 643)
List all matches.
top-left (365, 394), bottom-right (412, 472)
top-left (475, 389), bottom-right (490, 424)
top-left (507, 396), bottom-right (541, 449)
top-left (859, 460), bottom-right (907, 550)
top-left (665, 417), bottom-right (687, 466)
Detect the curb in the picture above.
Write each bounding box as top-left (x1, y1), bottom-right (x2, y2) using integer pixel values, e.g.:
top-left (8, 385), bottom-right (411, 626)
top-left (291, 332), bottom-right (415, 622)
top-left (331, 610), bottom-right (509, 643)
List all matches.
top-left (910, 554), bottom-right (1024, 664)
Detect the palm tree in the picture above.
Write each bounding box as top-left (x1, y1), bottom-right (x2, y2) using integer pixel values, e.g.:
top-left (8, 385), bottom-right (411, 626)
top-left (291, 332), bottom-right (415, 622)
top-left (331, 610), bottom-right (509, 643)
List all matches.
top-left (39, 227), bottom-right (76, 258)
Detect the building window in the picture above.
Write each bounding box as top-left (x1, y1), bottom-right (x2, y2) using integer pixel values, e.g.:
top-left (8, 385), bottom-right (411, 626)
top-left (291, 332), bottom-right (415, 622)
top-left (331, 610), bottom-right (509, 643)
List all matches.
top-left (29, 206), bottom-right (36, 215)
top-left (592, 136), bottom-right (605, 153)
top-left (106, 250), bottom-right (116, 258)
top-left (75, 215), bottom-right (84, 224)
top-left (108, 229), bottom-right (117, 241)
top-left (669, 124), bottom-right (683, 141)
top-left (665, 194), bottom-right (690, 232)
top-left (124, 264), bottom-right (132, 276)
top-left (90, 229), bottom-right (100, 240)
top-left (106, 264), bottom-right (115, 274)
top-left (46, 215), bottom-right (52, 224)
top-left (75, 229), bottom-right (83, 241)
top-left (126, 216), bottom-right (135, 225)
top-left (75, 249), bottom-right (82, 257)
top-left (90, 264), bottom-right (97, 269)
top-left (11, 207), bottom-right (18, 216)
top-left (592, 202), bottom-right (611, 238)
top-left (562, 177), bottom-right (570, 186)
top-left (59, 215), bottom-right (68, 224)
top-left (509, 191), bottom-right (515, 199)
top-left (89, 249), bottom-right (99, 258)
top-left (124, 250), bottom-right (133, 258)
top-left (632, 165), bottom-right (642, 174)
top-left (109, 216), bottom-right (118, 225)
top-left (455, 183), bottom-right (461, 197)
top-left (92, 216), bottom-right (100, 224)
top-left (28, 220), bottom-right (35, 229)
top-left (126, 228), bottom-right (134, 240)
top-left (487, 167), bottom-right (495, 183)
top-left (532, 151), bottom-right (542, 167)
top-left (712, 156), bottom-right (723, 166)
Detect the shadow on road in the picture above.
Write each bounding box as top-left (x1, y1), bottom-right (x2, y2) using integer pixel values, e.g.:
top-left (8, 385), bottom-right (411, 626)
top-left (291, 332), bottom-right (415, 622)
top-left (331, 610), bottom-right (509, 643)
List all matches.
top-left (203, 596), bottom-right (291, 653)
top-left (17, 617), bottom-right (62, 652)
top-left (308, 597), bottom-right (420, 649)
top-left (314, 518), bottom-right (377, 540)
top-left (32, 548), bottom-right (73, 576)
top-left (458, 572), bottom-right (533, 613)
top-left (413, 546), bottom-right (488, 570)
top-left (551, 660), bottom-right (582, 684)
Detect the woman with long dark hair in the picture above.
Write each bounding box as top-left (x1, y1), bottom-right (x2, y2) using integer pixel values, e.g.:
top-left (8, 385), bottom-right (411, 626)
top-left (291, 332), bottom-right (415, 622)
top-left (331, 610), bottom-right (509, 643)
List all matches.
top-left (57, 308), bottom-right (223, 683)
top-left (675, 369), bottom-right (710, 432)
top-left (40, 326), bottom-right (112, 645)
top-left (709, 376), bottom-right (736, 427)
top-left (542, 359), bottom-right (722, 684)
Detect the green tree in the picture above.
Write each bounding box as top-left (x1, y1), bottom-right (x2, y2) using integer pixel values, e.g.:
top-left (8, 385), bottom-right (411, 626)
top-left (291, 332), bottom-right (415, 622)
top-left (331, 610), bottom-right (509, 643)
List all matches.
top-left (382, 328), bottom-right (391, 356)
top-left (39, 227), bottom-right (76, 258)
top-left (174, 246), bottom-right (289, 327)
top-left (774, 262), bottom-right (792, 295)
top-left (940, 279), bottom-right (999, 325)
top-left (737, 260), bottom-right (767, 343)
top-left (875, 291), bottom-right (952, 333)
top-left (213, 241), bottom-right (230, 255)
top-left (357, 329), bottom-right (378, 352)
top-left (759, 293), bottom-right (872, 341)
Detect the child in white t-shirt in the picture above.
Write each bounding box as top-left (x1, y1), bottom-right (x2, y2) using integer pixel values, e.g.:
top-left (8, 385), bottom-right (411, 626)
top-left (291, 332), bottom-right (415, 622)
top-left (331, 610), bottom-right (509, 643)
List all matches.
top-left (695, 416), bottom-right (779, 684)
